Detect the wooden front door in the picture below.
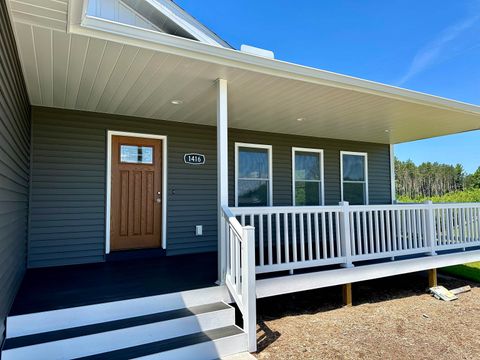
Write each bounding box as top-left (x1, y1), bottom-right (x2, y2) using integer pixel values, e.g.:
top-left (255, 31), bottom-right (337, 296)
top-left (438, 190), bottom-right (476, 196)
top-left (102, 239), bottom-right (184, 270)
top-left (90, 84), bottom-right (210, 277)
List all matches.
top-left (110, 135), bottom-right (162, 251)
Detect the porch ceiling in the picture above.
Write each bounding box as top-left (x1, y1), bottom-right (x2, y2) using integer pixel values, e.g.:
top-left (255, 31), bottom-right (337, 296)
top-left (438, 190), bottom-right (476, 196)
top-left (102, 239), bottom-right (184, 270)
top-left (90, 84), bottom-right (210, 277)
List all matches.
top-left (6, 1), bottom-right (480, 144)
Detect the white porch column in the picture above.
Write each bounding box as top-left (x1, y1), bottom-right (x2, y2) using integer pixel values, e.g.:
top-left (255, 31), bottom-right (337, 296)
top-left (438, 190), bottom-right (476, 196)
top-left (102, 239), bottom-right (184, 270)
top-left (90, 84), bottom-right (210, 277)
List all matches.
top-left (390, 144), bottom-right (396, 204)
top-left (217, 78), bottom-right (228, 283)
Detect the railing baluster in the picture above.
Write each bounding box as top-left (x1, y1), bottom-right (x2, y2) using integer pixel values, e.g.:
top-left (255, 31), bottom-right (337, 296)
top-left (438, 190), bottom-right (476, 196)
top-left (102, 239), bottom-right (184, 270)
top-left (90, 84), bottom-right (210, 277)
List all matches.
top-left (235, 237), bottom-right (240, 293)
top-left (307, 212), bottom-right (313, 260)
top-left (300, 213), bottom-right (306, 261)
top-left (411, 209), bottom-right (417, 249)
top-left (391, 209), bottom-right (397, 252)
top-left (446, 208), bottom-right (452, 244)
top-left (350, 211), bottom-right (356, 256)
top-left (284, 213), bottom-right (290, 264)
top-left (435, 209), bottom-right (441, 246)
top-left (259, 214), bottom-right (264, 266)
top-left (275, 212), bottom-right (281, 264)
top-left (267, 213), bottom-right (273, 265)
top-left (369, 210), bottom-right (374, 253)
top-left (442, 208), bottom-right (447, 245)
top-left (292, 213), bottom-right (298, 263)
top-left (328, 212), bottom-right (334, 259)
top-left (406, 209), bottom-right (412, 249)
top-left (380, 210), bottom-right (386, 252)
top-left (313, 212), bottom-right (320, 260)
top-left (421, 209), bottom-right (427, 248)
top-left (375, 210), bottom-right (380, 253)
top-left (395, 210), bottom-right (401, 251)
top-left (335, 211), bottom-right (341, 257)
top-left (356, 211), bottom-right (362, 255)
top-left (386, 210), bottom-right (391, 252)
top-left (322, 211), bottom-right (326, 259)
top-left (362, 211), bottom-right (368, 254)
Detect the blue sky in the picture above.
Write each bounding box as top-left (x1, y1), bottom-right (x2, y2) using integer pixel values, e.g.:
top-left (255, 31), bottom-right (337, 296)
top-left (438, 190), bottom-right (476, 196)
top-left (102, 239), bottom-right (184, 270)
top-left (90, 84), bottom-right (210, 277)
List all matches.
top-left (176, 0), bottom-right (480, 174)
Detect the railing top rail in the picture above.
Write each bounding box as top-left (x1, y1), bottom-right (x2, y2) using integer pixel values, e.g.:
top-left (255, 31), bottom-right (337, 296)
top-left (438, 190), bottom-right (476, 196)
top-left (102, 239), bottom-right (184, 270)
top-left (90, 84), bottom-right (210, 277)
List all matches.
top-left (348, 204), bottom-right (429, 211)
top-left (222, 205), bottom-right (244, 238)
top-left (230, 202), bottom-right (480, 214)
top-left (231, 205), bottom-right (343, 214)
top-left (430, 202), bottom-right (480, 209)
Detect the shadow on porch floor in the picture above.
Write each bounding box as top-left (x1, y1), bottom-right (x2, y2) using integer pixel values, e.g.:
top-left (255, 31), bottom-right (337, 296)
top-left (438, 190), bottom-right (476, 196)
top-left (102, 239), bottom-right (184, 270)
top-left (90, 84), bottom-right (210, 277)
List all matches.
top-left (10, 252), bottom-right (218, 315)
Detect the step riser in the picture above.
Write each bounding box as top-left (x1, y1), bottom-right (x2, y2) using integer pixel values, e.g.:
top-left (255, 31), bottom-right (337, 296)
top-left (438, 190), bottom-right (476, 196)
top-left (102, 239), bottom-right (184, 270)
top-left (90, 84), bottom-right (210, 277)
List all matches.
top-left (134, 333), bottom-right (248, 360)
top-left (2, 309), bottom-right (235, 360)
top-left (7, 286), bottom-right (232, 338)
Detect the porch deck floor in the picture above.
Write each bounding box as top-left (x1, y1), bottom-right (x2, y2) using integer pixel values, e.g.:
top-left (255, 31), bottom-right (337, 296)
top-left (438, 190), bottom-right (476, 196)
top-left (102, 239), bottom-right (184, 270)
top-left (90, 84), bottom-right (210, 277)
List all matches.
top-left (10, 252), bottom-right (218, 316)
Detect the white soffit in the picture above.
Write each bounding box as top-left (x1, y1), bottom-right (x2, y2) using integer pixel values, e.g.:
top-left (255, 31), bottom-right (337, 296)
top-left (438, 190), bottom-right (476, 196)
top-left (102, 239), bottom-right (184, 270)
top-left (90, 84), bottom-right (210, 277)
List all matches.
top-left (6, 0), bottom-right (480, 144)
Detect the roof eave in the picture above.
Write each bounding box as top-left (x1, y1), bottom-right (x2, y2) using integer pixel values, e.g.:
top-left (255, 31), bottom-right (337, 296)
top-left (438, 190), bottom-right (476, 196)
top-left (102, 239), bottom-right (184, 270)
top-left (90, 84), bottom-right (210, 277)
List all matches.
top-left (70, 12), bottom-right (480, 120)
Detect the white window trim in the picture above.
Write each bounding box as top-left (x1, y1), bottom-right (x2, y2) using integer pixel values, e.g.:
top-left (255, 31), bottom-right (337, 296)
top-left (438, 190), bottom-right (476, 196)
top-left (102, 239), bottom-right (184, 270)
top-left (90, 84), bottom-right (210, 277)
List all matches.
top-left (340, 151), bottom-right (369, 205)
top-left (292, 147), bottom-right (325, 206)
top-left (235, 142), bottom-right (273, 207)
top-left (106, 130), bottom-right (168, 254)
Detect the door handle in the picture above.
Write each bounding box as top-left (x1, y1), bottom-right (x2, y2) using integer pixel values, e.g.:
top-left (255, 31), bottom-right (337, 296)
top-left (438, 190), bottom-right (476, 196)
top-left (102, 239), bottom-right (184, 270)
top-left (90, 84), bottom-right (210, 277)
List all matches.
top-left (156, 191), bottom-right (162, 203)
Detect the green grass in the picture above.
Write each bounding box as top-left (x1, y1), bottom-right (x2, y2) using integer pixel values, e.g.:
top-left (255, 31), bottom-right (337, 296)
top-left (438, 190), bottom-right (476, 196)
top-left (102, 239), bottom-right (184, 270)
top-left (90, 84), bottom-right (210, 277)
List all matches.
top-left (442, 262), bottom-right (480, 283)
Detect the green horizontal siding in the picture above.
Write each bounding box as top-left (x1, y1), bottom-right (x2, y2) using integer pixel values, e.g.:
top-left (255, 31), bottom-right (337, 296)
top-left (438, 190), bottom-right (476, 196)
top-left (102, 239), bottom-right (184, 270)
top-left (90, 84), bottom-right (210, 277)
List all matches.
top-left (29, 107), bottom-right (218, 267)
top-left (0, 0), bottom-right (30, 347)
top-left (29, 107), bottom-right (392, 268)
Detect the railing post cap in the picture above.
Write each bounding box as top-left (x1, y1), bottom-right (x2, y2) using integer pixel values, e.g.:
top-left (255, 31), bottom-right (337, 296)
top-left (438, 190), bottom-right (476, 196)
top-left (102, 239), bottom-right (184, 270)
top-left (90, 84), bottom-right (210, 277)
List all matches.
top-left (424, 200), bottom-right (433, 204)
top-left (243, 225), bottom-right (255, 230)
top-left (339, 201), bottom-right (349, 206)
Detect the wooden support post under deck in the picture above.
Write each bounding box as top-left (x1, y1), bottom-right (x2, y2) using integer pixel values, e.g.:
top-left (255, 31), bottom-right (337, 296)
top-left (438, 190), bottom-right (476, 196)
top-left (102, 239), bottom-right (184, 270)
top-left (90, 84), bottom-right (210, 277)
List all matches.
top-left (342, 283), bottom-right (352, 307)
top-left (428, 269), bottom-right (438, 288)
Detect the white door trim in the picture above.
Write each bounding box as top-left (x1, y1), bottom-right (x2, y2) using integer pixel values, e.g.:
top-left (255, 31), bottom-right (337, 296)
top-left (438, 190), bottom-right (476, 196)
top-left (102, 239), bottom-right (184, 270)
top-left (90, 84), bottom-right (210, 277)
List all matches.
top-left (106, 130), bottom-right (168, 254)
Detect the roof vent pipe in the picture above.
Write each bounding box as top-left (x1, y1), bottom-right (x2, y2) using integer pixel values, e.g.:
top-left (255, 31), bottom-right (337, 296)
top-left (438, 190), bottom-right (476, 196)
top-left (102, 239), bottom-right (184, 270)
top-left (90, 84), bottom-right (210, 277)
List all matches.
top-left (240, 45), bottom-right (275, 59)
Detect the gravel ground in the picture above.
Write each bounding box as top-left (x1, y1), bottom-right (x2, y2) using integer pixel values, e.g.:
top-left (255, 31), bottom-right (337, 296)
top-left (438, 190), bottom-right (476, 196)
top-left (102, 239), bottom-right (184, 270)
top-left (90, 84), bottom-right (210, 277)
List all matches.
top-left (255, 273), bottom-right (480, 360)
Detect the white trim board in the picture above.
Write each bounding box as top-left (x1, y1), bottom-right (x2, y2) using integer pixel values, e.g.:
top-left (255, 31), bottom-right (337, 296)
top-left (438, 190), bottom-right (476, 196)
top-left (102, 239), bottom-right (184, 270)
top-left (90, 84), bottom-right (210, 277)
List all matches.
top-left (292, 147), bottom-right (325, 206)
top-left (234, 143), bottom-right (273, 207)
top-left (340, 151), bottom-right (369, 205)
top-left (390, 144), bottom-right (396, 203)
top-left (256, 249), bottom-right (480, 298)
top-left (106, 130), bottom-right (168, 254)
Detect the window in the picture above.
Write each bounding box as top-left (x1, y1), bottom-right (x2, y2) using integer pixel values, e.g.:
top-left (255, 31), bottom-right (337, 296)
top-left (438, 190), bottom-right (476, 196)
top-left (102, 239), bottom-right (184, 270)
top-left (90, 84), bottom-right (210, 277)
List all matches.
top-left (341, 151), bottom-right (368, 205)
top-left (235, 143), bottom-right (272, 207)
top-left (292, 148), bottom-right (324, 206)
top-left (120, 145), bottom-right (153, 164)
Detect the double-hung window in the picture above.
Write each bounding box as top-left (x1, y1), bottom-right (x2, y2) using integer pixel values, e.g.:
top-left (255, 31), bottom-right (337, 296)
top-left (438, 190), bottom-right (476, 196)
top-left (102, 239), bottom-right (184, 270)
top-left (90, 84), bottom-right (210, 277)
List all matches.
top-left (292, 148), bottom-right (324, 206)
top-left (341, 151), bottom-right (368, 205)
top-left (235, 143), bottom-right (272, 207)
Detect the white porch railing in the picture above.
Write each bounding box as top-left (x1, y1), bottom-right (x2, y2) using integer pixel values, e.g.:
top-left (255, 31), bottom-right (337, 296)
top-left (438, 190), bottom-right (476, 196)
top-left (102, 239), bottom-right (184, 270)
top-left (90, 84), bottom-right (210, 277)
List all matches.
top-left (230, 201), bottom-right (480, 273)
top-left (222, 201), bottom-right (480, 352)
top-left (221, 205), bottom-right (256, 353)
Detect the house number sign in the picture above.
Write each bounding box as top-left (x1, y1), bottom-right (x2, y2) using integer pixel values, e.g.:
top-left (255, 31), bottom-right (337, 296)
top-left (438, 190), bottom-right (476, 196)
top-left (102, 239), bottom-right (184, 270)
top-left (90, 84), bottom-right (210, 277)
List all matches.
top-left (184, 153), bottom-right (206, 165)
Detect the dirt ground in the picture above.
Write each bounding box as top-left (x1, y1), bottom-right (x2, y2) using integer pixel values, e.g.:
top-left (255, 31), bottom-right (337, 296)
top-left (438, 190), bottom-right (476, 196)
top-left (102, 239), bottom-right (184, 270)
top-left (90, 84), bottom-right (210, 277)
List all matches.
top-left (255, 273), bottom-right (480, 360)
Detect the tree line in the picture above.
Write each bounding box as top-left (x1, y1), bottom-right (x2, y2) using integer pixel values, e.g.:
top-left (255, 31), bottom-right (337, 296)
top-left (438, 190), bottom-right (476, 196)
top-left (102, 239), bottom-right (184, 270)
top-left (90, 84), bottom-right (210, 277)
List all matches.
top-left (395, 158), bottom-right (480, 199)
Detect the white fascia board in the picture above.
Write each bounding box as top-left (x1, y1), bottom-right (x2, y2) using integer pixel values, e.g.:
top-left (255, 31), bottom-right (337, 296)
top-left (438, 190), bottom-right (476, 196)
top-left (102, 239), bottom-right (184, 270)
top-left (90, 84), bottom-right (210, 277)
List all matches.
top-left (69, 5), bottom-right (480, 121)
top-left (256, 250), bottom-right (480, 298)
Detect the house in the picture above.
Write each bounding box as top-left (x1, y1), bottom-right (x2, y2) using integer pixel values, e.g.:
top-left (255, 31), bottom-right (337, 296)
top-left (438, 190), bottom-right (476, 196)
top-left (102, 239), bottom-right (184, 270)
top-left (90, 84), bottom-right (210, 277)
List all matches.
top-left (1, 0), bottom-right (480, 358)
